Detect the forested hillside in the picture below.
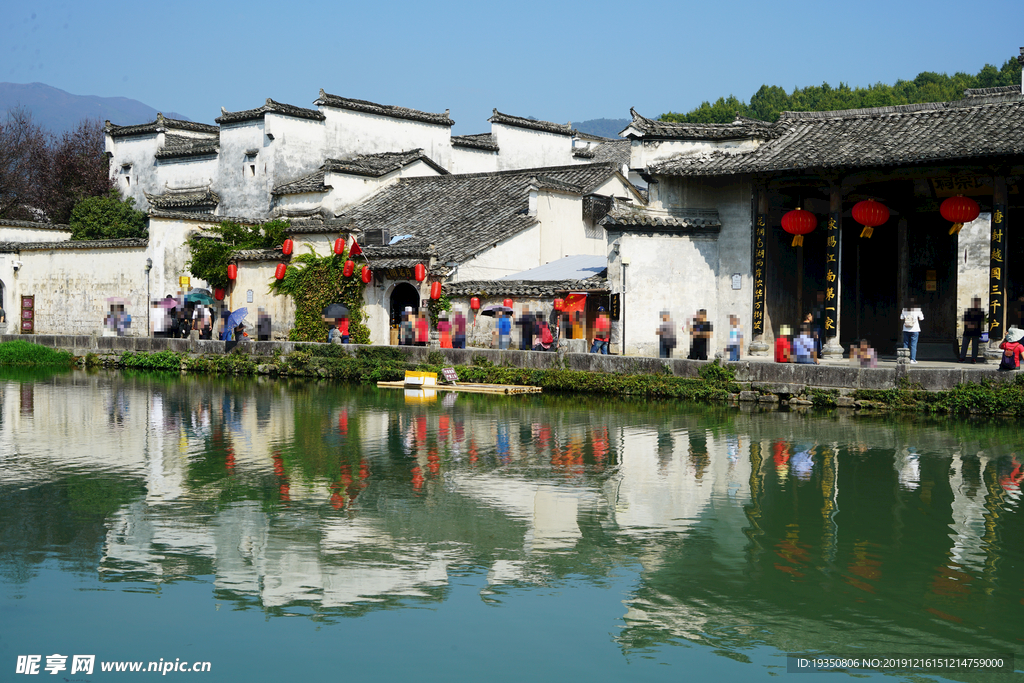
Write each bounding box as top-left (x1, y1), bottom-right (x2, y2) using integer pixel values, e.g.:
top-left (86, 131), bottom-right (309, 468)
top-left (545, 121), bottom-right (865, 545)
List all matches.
top-left (661, 57), bottom-right (1022, 124)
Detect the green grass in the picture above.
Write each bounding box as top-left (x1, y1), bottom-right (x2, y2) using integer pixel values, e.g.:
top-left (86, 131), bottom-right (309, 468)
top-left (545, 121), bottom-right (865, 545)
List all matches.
top-left (0, 340), bottom-right (74, 366)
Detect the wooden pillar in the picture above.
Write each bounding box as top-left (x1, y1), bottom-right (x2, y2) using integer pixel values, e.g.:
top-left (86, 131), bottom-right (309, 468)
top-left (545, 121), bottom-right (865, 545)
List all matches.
top-left (749, 185), bottom-right (770, 355)
top-left (988, 176), bottom-right (1008, 355)
top-left (822, 184), bottom-right (844, 359)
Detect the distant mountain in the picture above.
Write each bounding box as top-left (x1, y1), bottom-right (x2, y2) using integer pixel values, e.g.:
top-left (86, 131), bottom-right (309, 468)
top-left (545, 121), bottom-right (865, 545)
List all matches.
top-left (0, 82), bottom-right (192, 135)
top-left (573, 118), bottom-right (629, 139)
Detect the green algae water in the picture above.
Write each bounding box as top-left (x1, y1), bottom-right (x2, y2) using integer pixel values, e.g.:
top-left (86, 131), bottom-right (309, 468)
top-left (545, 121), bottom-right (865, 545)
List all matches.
top-left (1, 370), bottom-right (1021, 682)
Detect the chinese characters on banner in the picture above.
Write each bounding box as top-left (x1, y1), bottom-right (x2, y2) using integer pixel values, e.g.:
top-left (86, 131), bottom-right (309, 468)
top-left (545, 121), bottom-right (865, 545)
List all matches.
top-left (752, 215), bottom-right (767, 335)
top-left (824, 213), bottom-right (840, 337)
top-left (989, 205), bottom-right (1007, 341)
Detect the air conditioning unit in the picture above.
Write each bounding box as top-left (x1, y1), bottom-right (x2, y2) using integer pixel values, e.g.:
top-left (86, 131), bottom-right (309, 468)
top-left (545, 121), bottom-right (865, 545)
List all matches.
top-left (363, 228), bottom-right (391, 247)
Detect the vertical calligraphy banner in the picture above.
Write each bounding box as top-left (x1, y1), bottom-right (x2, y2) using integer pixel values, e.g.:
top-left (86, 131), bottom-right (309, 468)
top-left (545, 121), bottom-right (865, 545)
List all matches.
top-left (752, 214), bottom-right (767, 335)
top-left (989, 205), bottom-right (1007, 341)
top-left (824, 212), bottom-right (841, 340)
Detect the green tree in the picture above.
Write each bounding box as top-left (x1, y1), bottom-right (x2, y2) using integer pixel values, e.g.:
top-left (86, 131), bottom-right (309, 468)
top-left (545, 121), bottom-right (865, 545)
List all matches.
top-left (68, 189), bottom-right (147, 240)
top-left (185, 219), bottom-right (289, 290)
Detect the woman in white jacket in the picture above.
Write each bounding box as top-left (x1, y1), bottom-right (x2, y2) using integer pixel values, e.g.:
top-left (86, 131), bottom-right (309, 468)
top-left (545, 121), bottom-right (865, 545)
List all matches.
top-left (900, 297), bottom-right (924, 364)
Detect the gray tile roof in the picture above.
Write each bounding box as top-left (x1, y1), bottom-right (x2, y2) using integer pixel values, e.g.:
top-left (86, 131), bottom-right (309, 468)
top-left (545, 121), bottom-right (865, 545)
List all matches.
top-left (230, 247), bottom-right (285, 262)
top-left (650, 89), bottom-right (1024, 177)
top-left (445, 277), bottom-right (608, 298)
top-left (498, 254), bottom-right (607, 281)
top-left (145, 187), bottom-right (220, 210)
top-left (155, 134), bottom-right (220, 160)
top-left (600, 204), bottom-right (722, 233)
top-left (314, 90), bottom-right (454, 127)
top-left (148, 210), bottom-right (257, 224)
top-left (346, 162), bottom-right (623, 265)
top-left (489, 109), bottom-right (575, 136)
top-left (5, 238), bottom-right (149, 251)
top-left (451, 133), bottom-right (499, 151)
top-left (0, 218), bottom-right (70, 231)
top-left (216, 98), bottom-right (325, 124)
top-left (572, 148), bottom-right (596, 159)
top-left (591, 139), bottom-right (631, 167)
top-left (271, 168), bottom-right (331, 196)
top-left (324, 149), bottom-right (448, 178)
top-left (105, 113), bottom-right (218, 137)
top-left (621, 107), bottom-right (778, 141)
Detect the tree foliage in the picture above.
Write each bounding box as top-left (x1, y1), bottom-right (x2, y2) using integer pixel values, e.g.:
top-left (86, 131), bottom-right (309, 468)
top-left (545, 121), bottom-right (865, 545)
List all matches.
top-left (0, 106), bottom-right (47, 219)
top-left (661, 56), bottom-right (1023, 124)
top-left (185, 219), bottom-right (290, 290)
top-left (270, 247), bottom-right (370, 344)
top-left (69, 189), bottom-right (148, 240)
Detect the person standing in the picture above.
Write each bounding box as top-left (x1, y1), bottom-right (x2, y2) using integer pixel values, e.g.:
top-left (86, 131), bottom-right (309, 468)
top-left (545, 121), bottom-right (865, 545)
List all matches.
top-left (415, 309), bottom-right (429, 347)
top-left (656, 310), bottom-right (676, 359)
top-left (900, 297), bottom-right (924, 364)
top-left (438, 312), bottom-right (452, 349)
top-left (497, 310), bottom-right (512, 350)
top-left (775, 325), bottom-right (792, 363)
top-left (686, 309), bottom-right (711, 361)
top-left (591, 307), bottom-right (610, 354)
top-left (726, 314), bottom-right (742, 361)
top-left (452, 306), bottom-right (467, 349)
top-left (811, 291), bottom-right (826, 356)
top-left (959, 297), bottom-right (985, 363)
top-left (998, 327), bottom-right (1024, 370)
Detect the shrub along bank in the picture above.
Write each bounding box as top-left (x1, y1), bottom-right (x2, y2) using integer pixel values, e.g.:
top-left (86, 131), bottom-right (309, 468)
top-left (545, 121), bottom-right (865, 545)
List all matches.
top-left (0, 340), bottom-right (75, 367)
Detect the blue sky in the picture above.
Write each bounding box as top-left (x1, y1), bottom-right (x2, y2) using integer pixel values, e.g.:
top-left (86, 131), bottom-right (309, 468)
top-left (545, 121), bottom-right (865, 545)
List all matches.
top-left (3, 0), bottom-right (1021, 134)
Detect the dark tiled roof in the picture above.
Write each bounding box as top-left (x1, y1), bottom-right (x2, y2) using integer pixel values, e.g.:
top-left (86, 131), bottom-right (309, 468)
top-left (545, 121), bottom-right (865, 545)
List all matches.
top-left (572, 148), bottom-right (596, 159)
top-left (216, 98), bottom-right (325, 124)
top-left (445, 277), bottom-right (608, 297)
top-left (105, 113), bottom-right (218, 137)
top-left (271, 168), bottom-right (331, 196)
top-left (324, 149), bottom-right (448, 178)
top-left (530, 175), bottom-right (585, 194)
top-left (0, 218), bottom-right (70, 231)
top-left (315, 90), bottom-right (454, 127)
top-left (451, 133), bottom-right (499, 151)
top-left (145, 187), bottom-right (220, 210)
top-left (489, 109), bottom-right (575, 136)
top-left (591, 139), bottom-right (631, 167)
top-left (5, 238), bottom-right (149, 251)
top-left (155, 134), bottom-right (220, 160)
top-left (285, 215), bottom-right (354, 234)
top-left (621, 107), bottom-right (778, 140)
top-left (148, 210), bottom-right (257, 224)
top-left (345, 162), bottom-right (621, 264)
top-left (650, 92), bottom-right (1024, 177)
top-left (600, 204), bottom-right (721, 233)
top-left (230, 248), bottom-right (284, 262)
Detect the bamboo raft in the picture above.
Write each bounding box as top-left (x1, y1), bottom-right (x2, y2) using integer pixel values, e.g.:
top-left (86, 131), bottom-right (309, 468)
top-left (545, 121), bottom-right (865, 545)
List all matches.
top-left (376, 380), bottom-right (541, 395)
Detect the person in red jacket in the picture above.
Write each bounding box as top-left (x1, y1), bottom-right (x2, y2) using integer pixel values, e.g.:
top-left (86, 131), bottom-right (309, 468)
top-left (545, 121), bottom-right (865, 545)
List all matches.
top-left (998, 327), bottom-right (1024, 370)
top-left (591, 307), bottom-right (611, 354)
top-left (775, 325), bottom-right (792, 363)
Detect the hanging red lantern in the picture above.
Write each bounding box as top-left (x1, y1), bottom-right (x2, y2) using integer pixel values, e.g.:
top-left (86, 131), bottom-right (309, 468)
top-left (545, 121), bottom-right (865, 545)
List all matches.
top-left (430, 281), bottom-right (442, 300)
top-left (343, 260), bottom-right (355, 277)
top-left (553, 298), bottom-right (564, 311)
top-left (361, 267), bottom-right (372, 284)
top-left (214, 288), bottom-right (225, 301)
top-left (780, 207), bottom-right (818, 247)
top-left (275, 263), bottom-right (287, 280)
top-left (941, 195), bottom-right (980, 235)
top-left (333, 238), bottom-right (344, 255)
top-left (852, 199), bottom-right (889, 238)
top-left (470, 296), bottom-right (481, 310)
top-left (281, 238), bottom-right (293, 256)
top-left (503, 298), bottom-right (513, 309)
top-left (227, 263), bottom-right (237, 280)
top-left (414, 263), bottom-right (426, 282)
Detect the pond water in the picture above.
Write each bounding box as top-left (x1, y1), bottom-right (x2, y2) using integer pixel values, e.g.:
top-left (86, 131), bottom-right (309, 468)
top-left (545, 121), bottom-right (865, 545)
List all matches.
top-left (1, 369), bottom-right (1022, 682)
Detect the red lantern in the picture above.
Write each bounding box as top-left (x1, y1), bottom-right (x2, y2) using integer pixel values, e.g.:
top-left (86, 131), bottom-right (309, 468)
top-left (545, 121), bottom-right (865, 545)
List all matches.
top-left (553, 298), bottom-right (564, 311)
top-left (214, 288), bottom-right (225, 301)
top-left (503, 298), bottom-right (513, 309)
top-left (414, 263), bottom-right (426, 282)
top-left (852, 199), bottom-right (889, 238)
top-left (333, 238), bottom-right (344, 255)
top-left (940, 195), bottom-right (980, 235)
top-left (430, 281), bottom-right (442, 300)
top-left (470, 297), bottom-right (481, 310)
top-left (780, 207), bottom-right (817, 247)
top-left (343, 260), bottom-right (355, 277)
top-left (282, 238), bottom-right (293, 256)
top-left (227, 263), bottom-right (237, 280)
top-left (361, 267), bottom-right (372, 284)
top-left (275, 263), bottom-right (287, 280)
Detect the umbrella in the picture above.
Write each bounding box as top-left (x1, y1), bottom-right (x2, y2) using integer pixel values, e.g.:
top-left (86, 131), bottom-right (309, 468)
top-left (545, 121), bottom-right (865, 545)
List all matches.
top-left (158, 297), bottom-right (178, 309)
top-left (480, 305), bottom-right (513, 317)
top-left (322, 303), bottom-right (349, 319)
top-left (106, 296), bottom-right (129, 304)
top-left (222, 307), bottom-right (248, 341)
top-left (186, 289), bottom-right (215, 305)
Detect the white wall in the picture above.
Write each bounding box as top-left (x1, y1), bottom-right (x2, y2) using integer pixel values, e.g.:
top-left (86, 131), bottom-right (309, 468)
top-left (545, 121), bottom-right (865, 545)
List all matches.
top-left (628, 137), bottom-right (762, 171)
top-left (322, 108), bottom-right (452, 169)
top-left (0, 223), bottom-right (72, 243)
top-left (106, 133), bottom-right (161, 210)
top-left (450, 146), bottom-right (498, 175)
top-left (493, 123), bottom-right (574, 171)
top-left (233, 261), bottom-right (294, 340)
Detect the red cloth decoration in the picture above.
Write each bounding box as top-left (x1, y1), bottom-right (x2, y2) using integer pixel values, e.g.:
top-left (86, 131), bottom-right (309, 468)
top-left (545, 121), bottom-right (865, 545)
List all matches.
top-left (343, 260), bottom-right (355, 277)
top-left (470, 297), bottom-right (480, 310)
top-left (414, 264), bottom-right (426, 282)
top-left (940, 195), bottom-right (980, 235)
top-left (361, 267), bottom-right (372, 284)
top-left (214, 288), bottom-right (225, 301)
top-left (503, 298), bottom-right (513, 309)
top-left (781, 208), bottom-right (817, 247)
top-left (281, 238), bottom-right (293, 256)
top-left (430, 281), bottom-right (442, 300)
top-left (349, 239), bottom-right (362, 257)
top-left (275, 263), bottom-right (287, 280)
top-left (227, 263), bottom-right (237, 280)
top-left (333, 238), bottom-right (344, 255)
top-left (852, 199), bottom-right (889, 238)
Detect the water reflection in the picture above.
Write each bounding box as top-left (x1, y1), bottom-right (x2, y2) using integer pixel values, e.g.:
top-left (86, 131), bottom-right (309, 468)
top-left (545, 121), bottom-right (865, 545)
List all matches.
top-left (1, 370), bottom-right (1021, 681)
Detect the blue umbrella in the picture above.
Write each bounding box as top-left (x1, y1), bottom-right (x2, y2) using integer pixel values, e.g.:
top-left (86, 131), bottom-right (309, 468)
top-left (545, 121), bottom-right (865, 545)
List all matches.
top-left (221, 307), bottom-right (248, 341)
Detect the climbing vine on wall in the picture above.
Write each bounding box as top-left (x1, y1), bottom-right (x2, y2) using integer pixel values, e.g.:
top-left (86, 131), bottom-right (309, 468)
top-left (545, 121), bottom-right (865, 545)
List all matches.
top-left (270, 247), bottom-right (370, 343)
top-left (426, 292), bottom-right (451, 326)
top-left (186, 220), bottom-right (290, 289)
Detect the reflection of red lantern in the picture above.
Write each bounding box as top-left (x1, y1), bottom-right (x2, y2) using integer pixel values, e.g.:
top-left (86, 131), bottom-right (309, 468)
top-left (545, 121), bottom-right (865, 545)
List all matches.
top-left (227, 263), bottom-right (237, 280)
top-left (941, 195), bottom-right (980, 235)
top-left (275, 263), bottom-right (287, 280)
top-left (343, 260), bottom-right (355, 277)
top-left (414, 263), bottom-right (426, 282)
top-left (503, 298), bottom-right (513, 309)
top-left (852, 199), bottom-right (889, 238)
top-left (361, 267), bottom-right (372, 284)
top-left (333, 238), bottom-right (344, 255)
top-left (214, 288), bottom-right (225, 301)
top-left (282, 238), bottom-right (293, 256)
top-left (781, 207), bottom-right (817, 247)
top-left (470, 296), bottom-right (481, 310)
top-left (430, 281), bottom-right (442, 300)
top-left (553, 298), bottom-right (564, 311)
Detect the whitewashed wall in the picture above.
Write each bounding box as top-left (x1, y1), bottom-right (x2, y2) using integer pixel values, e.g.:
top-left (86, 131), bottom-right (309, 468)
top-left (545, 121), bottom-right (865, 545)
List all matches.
top-left (217, 120), bottom-right (269, 217)
top-left (106, 133), bottom-right (161, 210)
top-left (0, 222), bottom-right (72, 243)
top-left (233, 261), bottom-right (294, 340)
top-left (492, 124), bottom-right (573, 171)
top-left (449, 146), bottom-right (498, 175)
top-left (321, 108), bottom-right (452, 169)
top-left (152, 155), bottom-right (218, 195)
top-left (628, 137), bottom-right (763, 171)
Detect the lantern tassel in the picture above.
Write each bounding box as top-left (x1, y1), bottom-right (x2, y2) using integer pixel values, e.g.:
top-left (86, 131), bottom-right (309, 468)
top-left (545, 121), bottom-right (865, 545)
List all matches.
top-left (791, 234), bottom-right (803, 247)
top-left (948, 222), bottom-right (963, 235)
top-left (859, 226), bottom-right (874, 238)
